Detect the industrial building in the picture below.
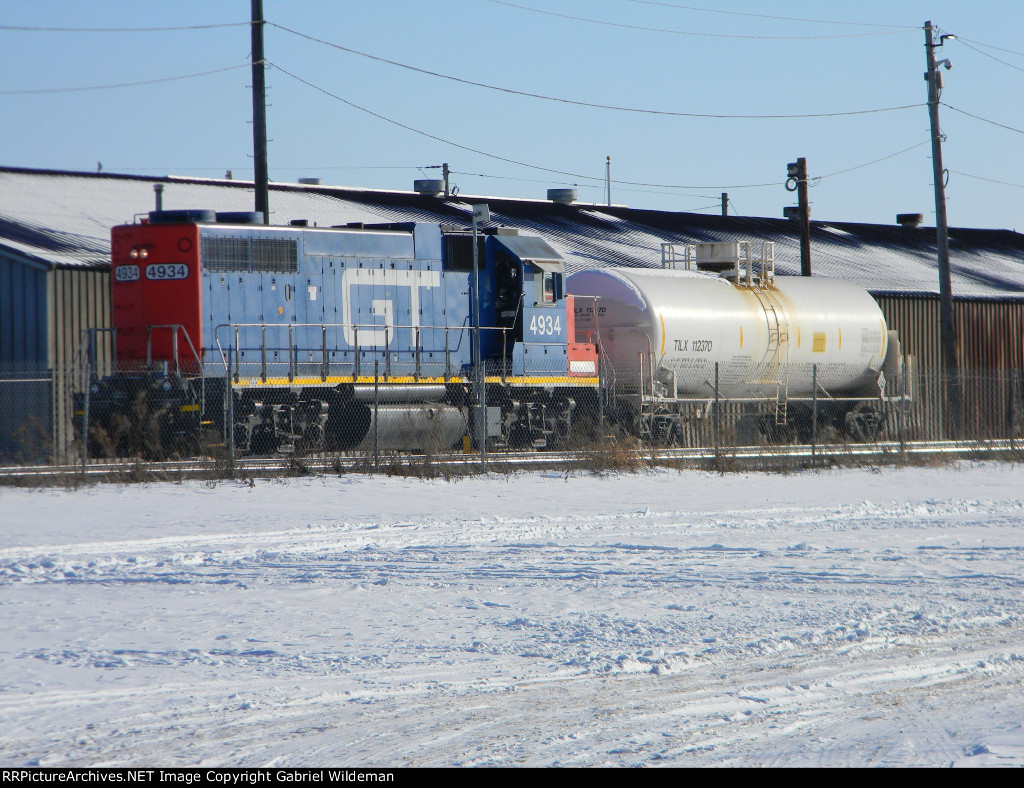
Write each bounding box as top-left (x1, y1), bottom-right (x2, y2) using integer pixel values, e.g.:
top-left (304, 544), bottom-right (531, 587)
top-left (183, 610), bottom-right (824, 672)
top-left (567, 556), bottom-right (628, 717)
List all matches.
top-left (2, 166), bottom-right (1022, 461)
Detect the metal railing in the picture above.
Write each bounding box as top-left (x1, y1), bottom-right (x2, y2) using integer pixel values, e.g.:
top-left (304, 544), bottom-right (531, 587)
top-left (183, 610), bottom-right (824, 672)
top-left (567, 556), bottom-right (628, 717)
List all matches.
top-left (212, 321), bottom-right (557, 385)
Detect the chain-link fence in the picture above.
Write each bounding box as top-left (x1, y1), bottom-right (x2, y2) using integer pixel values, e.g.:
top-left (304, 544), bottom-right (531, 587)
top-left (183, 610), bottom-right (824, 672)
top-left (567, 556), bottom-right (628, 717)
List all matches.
top-left (2, 356), bottom-right (1022, 472)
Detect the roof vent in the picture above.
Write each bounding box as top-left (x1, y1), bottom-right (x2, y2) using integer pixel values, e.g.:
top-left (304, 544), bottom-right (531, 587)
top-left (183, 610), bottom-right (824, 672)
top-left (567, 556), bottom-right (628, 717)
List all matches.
top-left (215, 211), bottom-right (264, 225)
top-left (149, 209), bottom-right (216, 224)
top-left (897, 213), bottom-right (924, 228)
top-left (414, 179), bottom-right (445, 197)
top-left (298, 177), bottom-right (322, 186)
top-left (547, 188), bottom-right (577, 205)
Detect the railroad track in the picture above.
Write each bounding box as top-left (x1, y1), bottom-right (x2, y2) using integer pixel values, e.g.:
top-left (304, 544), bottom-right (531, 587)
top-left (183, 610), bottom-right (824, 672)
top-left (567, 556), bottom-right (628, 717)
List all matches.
top-left (2, 439), bottom-right (1020, 483)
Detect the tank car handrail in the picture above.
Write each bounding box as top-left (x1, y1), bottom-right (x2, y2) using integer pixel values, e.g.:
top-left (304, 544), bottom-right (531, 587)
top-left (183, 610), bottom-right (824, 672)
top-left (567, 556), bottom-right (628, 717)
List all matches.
top-left (604, 327), bottom-right (655, 400)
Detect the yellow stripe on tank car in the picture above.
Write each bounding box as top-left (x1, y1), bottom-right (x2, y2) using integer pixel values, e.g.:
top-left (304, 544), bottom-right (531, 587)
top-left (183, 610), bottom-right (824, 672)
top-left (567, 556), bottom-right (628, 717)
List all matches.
top-left (739, 326), bottom-right (743, 349)
top-left (659, 313), bottom-right (666, 355)
top-left (839, 328), bottom-right (842, 350)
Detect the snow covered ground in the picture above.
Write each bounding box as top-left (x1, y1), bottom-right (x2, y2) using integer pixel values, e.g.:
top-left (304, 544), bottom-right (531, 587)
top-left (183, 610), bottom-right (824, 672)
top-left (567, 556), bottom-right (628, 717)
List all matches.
top-left (1, 463), bottom-right (1023, 767)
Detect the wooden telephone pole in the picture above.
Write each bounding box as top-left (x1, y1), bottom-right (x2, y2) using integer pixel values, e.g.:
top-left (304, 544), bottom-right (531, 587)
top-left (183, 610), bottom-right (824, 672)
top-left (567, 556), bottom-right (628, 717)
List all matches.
top-left (251, 0), bottom-right (269, 223)
top-left (925, 20), bottom-right (961, 433)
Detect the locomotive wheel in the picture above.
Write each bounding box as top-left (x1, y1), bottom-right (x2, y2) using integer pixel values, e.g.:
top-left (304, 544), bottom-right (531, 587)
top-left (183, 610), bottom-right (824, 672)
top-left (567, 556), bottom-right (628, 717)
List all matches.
top-left (249, 422), bottom-right (280, 455)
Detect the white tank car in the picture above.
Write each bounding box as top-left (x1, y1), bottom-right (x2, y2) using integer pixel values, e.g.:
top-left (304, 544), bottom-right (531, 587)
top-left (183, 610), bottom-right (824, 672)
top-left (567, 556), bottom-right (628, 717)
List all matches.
top-left (568, 266), bottom-right (891, 401)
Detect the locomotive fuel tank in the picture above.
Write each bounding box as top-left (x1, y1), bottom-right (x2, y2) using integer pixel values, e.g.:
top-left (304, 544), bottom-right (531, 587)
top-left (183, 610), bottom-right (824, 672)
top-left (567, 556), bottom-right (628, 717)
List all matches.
top-left (569, 267), bottom-right (889, 400)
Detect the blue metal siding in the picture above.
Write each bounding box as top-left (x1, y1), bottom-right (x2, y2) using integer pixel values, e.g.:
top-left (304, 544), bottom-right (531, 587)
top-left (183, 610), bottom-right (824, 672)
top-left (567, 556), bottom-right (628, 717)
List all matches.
top-left (0, 251), bottom-right (48, 364)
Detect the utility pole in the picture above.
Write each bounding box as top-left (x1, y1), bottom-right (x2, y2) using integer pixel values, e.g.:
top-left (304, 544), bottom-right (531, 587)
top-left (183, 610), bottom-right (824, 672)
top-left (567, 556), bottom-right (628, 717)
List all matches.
top-left (785, 158), bottom-right (812, 275)
top-left (924, 20), bottom-right (961, 433)
top-left (721, 192), bottom-right (728, 217)
top-left (471, 204), bottom-right (490, 466)
top-left (443, 162), bottom-right (450, 198)
top-left (251, 0), bottom-right (269, 224)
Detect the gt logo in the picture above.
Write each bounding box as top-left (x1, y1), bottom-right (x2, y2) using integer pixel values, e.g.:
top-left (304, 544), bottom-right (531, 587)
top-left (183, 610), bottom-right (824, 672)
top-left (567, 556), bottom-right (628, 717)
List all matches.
top-left (341, 268), bottom-right (442, 347)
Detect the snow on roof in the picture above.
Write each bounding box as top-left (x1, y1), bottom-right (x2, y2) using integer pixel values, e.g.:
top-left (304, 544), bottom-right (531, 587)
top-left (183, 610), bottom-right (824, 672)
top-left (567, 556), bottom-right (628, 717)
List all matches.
top-left (2, 166), bottom-right (1023, 299)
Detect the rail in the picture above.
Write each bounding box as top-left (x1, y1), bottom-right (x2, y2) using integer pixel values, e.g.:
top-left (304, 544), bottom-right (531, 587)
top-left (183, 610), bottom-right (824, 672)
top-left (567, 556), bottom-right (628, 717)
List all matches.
top-left (5, 439), bottom-right (1021, 483)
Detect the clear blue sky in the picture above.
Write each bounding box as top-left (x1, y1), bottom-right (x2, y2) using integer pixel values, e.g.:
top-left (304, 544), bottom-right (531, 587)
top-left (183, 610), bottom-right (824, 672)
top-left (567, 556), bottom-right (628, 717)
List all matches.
top-left (3, 1), bottom-right (1023, 230)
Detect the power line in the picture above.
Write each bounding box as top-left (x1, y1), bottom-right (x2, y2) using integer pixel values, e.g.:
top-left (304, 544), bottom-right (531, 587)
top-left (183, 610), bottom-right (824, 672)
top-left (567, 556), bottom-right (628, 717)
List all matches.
top-left (942, 103), bottom-right (1024, 136)
top-left (277, 165), bottom-right (428, 171)
top-left (955, 36), bottom-right (1024, 58)
top-left (268, 22), bottom-right (921, 120)
top-left (450, 169), bottom-right (738, 200)
top-left (268, 61), bottom-right (781, 190)
top-left (948, 170), bottom-right (1024, 189)
top-left (957, 39), bottom-right (1024, 74)
top-left (488, 0), bottom-right (913, 39)
top-left (815, 140), bottom-right (930, 180)
top-left (0, 63), bottom-right (251, 95)
top-left (271, 61), bottom-right (935, 196)
top-left (0, 22), bottom-right (249, 33)
top-left (622, 0), bottom-right (917, 29)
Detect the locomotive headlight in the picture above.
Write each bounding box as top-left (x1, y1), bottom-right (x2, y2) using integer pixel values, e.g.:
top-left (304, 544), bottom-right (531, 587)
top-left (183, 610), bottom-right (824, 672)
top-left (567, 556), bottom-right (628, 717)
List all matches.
top-left (129, 248), bottom-right (139, 259)
top-left (139, 248), bottom-right (149, 259)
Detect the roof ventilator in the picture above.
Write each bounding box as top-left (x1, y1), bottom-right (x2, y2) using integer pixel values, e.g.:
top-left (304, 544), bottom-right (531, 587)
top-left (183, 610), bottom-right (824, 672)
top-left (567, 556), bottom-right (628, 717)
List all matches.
top-left (547, 188), bottom-right (577, 205)
top-left (414, 180), bottom-right (445, 197)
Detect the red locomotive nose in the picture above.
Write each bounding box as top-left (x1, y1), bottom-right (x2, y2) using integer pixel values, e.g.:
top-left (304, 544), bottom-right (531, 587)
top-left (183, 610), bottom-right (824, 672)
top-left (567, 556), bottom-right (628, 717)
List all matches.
top-left (111, 223), bottom-right (202, 372)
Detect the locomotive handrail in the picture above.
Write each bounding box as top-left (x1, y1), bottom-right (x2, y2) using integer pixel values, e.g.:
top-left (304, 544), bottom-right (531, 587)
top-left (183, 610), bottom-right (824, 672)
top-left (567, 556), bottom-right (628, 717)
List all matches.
top-left (145, 324), bottom-right (202, 376)
top-left (145, 324), bottom-right (205, 415)
top-left (212, 321), bottom-right (518, 385)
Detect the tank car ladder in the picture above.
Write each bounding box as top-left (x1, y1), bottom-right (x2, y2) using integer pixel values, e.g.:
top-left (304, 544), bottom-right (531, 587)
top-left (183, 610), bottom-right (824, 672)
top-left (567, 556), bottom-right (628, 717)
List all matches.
top-left (749, 285), bottom-right (790, 425)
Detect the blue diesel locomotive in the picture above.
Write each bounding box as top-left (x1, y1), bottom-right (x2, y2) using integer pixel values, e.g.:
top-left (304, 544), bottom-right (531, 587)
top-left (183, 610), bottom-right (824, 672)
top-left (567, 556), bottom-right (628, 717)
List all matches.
top-left (83, 210), bottom-right (600, 456)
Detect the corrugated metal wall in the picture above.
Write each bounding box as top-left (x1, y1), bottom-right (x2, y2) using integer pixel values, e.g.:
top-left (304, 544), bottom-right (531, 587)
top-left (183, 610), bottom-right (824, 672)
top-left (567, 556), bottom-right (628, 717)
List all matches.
top-left (874, 294), bottom-right (1024, 373)
top-left (0, 255), bottom-right (112, 463)
top-left (47, 266), bottom-right (112, 371)
top-left (47, 266), bottom-right (112, 462)
top-left (875, 294), bottom-right (1024, 439)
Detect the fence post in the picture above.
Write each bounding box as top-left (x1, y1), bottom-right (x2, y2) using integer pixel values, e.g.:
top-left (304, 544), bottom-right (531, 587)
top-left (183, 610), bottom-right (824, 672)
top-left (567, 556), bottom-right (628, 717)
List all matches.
top-left (713, 362), bottom-right (720, 458)
top-left (226, 378), bottom-right (236, 476)
top-left (51, 366), bottom-right (59, 466)
top-left (80, 329), bottom-right (93, 476)
top-left (811, 364), bottom-right (817, 467)
top-left (373, 359), bottom-right (379, 472)
top-left (899, 357), bottom-right (907, 457)
top-left (1011, 370), bottom-right (1018, 454)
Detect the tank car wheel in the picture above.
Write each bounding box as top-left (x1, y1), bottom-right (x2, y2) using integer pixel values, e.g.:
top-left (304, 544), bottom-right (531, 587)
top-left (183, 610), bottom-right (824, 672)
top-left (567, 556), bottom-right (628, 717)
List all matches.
top-left (845, 401), bottom-right (883, 443)
top-left (654, 418), bottom-right (682, 447)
